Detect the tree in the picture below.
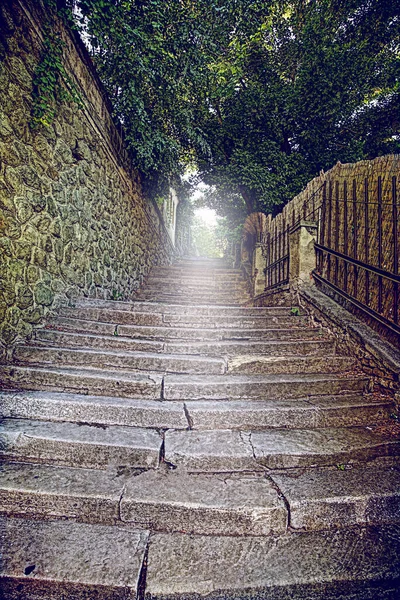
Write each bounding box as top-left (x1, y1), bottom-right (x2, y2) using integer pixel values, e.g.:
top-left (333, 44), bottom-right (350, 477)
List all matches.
top-left (38, 1), bottom-right (400, 219)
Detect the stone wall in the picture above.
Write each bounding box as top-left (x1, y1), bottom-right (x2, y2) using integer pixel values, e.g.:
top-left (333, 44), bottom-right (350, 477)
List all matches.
top-left (0, 0), bottom-right (175, 351)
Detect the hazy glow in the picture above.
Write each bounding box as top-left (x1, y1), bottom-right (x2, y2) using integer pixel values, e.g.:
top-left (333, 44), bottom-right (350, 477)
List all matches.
top-left (194, 207), bottom-right (218, 227)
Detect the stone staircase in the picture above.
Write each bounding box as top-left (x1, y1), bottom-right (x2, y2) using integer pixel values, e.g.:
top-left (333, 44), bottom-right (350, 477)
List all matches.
top-left (0, 257), bottom-right (399, 599)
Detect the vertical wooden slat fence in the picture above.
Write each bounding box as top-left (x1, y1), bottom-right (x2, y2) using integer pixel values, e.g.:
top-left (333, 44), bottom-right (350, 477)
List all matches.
top-left (314, 173), bottom-right (400, 338)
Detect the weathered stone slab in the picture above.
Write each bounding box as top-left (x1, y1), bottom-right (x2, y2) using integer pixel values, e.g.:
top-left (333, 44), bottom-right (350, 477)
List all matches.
top-left (60, 306), bottom-right (165, 326)
top-left (251, 427), bottom-right (400, 469)
top-left (0, 364), bottom-right (163, 398)
top-left (121, 470), bottom-right (287, 535)
top-left (0, 517), bottom-right (148, 599)
top-left (144, 526), bottom-right (400, 599)
top-left (228, 354), bottom-right (355, 375)
top-left (35, 328), bottom-right (164, 353)
top-left (162, 313), bottom-right (309, 328)
top-left (14, 345), bottom-right (226, 375)
top-left (164, 430), bottom-right (258, 472)
top-left (117, 324), bottom-right (319, 341)
top-left (164, 373), bottom-right (367, 400)
top-left (184, 394), bottom-right (392, 430)
top-left (166, 338), bottom-right (336, 357)
top-left (0, 419), bottom-right (162, 469)
top-left (271, 464), bottom-right (400, 530)
top-left (0, 463), bottom-right (124, 523)
top-left (79, 299), bottom-right (291, 317)
top-left (46, 317), bottom-right (118, 335)
top-left (0, 390), bottom-right (188, 429)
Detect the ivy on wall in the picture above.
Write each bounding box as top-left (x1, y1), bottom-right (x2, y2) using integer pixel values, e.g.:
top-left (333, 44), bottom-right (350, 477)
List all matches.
top-left (30, 0), bottom-right (83, 129)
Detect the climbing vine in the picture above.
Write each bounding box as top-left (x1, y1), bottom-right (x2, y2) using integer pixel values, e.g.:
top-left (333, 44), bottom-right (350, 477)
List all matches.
top-left (30, 1), bottom-right (83, 129)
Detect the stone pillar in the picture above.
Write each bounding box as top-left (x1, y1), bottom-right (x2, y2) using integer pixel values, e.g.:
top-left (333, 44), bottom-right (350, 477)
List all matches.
top-left (289, 221), bottom-right (318, 287)
top-left (253, 243), bottom-right (267, 296)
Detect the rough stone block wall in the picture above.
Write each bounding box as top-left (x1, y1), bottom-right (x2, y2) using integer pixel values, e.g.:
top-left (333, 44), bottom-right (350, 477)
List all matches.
top-left (0, 0), bottom-right (174, 351)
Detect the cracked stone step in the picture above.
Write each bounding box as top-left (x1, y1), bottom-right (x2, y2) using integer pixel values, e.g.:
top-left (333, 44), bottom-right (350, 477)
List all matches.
top-left (0, 517), bottom-right (148, 599)
top-left (250, 427), bottom-right (400, 469)
top-left (13, 345), bottom-right (226, 375)
top-left (120, 469), bottom-right (287, 536)
top-left (144, 526), bottom-right (400, 599)
top-left (143, 278), bottom-right (248, 290)
top-left (117, 324), bottom-right (323, 342)
top-left (227, 354), bottom-right (355, 375)
top-left (271, 464), bottom-right (400, 531)
top-left (36, 328), bottom-right (165, 353)
top-left (0, 364), bottom-right (163, 398)
top-left (166, 338), bottom-right (336, 357)
top-left (0, 419), bottom-right (163, 469)
top-left (0, 463), bottom-right (125, 523)
top-left (0, 390), bottom-right (188, 429)
top-left (75, 299), bottom-right (292, 317)
top-left (164, 427), bottom-right (399, 472)
top-left (34, 328), bottom-right (335, 358)
top-left (184, 394), bottom-right (393, 430)
top-left (59, 305), bottom-right (306, 328)
top-left (163, 373), bottom-right (368, 400)
top-left (138, 291), bottom-right (250, 306)
top-left (164, 430), bottom-right (259, 472)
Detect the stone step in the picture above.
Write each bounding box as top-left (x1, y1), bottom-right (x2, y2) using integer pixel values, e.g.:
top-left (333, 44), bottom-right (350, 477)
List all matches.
top-left (0, 464), bottom-right (287, 536)
top-left (227, 354), bottom-right (355, 375)
top-left (14, 345), bottom-right (226, 375)
top-left (23, 340), bottom-right (347, 376)
top-left (150, 267), bottom-right (244, 279)
top-left (136, 292), bottom-right (249, 304)
top-left (36, 328), bottom-right (335, 357)
top-left (143, 275), bottom-right (248, 288)
top-left (2, 462), bottom-right (399, 537)
top-left (0, 517), bottom-right (148, 599)
top-left (0, 419), bottom-right (162, 469)
top-left (184, 394), bottom-right (393, 430)
top-left (37, 327), bottom-right (164, 352)
top-left (144, 526), bottom-right (400, 599)
top-left (58, 305), bottom-right (305, 328)
top-left (271, 463), bottom-right (400, 531)
top-left (163, 373), bottom-right (368, 400)
top-left (0, 463), bottom-right (125, 524)
top-left (135, 296), bottom-right (250, 307)
top-left (0, 364), bottom-right (163, 398)
top-left (76, 299), bottom-right (293, 317)
top-left (116, 324), bottom-right (322, 342)
top-left (166, 338), bottom-right (336, 357)
top-left (141, 284), bottom-right (248, 296)
top-left (164, 427), bottom-right (400, 472)
top-left (0, 390), bottom-right (188, 429)
top-left (1, 391), bottom-right (387, 432)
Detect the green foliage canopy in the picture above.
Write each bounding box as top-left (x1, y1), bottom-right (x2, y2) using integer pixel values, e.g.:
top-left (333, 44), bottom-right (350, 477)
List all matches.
top-left (41, 1), bottom-right (400, 218)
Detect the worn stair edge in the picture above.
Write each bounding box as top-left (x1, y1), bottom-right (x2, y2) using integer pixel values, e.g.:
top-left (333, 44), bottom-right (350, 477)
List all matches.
top-left (271, 464), bottom-right (400, 531)
top-left (57, 307), bottom-right (307, 328)
top-left (0, 463), bottom-right (124, 524)
top-left (163, 373), bottom-right (368, 401)
top-left (13, 345), bottom-right (227, 376)
top-left (144, 526), bottom-right (400, 599)
top-left (0, 464), bottom-right (288, 536)
top-left (184, 395), bottom-right (393, 430)
top-left (164, 428), bottom-right (400, 472)
top-left (35, 328), bottom-right (335, 358)
top-left (0, 364), bottom-right (163, 399)
top-left (0, 390), bottom-right (189, 429)
top-left (74, 299), bottom-right (293, 316)
top-left (0, 517), bottom-right (149, 600)
top-left (0, 419), bottom-right (163, 470)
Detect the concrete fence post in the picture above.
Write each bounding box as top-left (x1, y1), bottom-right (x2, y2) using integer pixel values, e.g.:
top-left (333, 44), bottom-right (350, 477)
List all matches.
top-left (253, 243), bottom-right (268, 296)
top-left (289, 221), bottom-right (318, 287)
